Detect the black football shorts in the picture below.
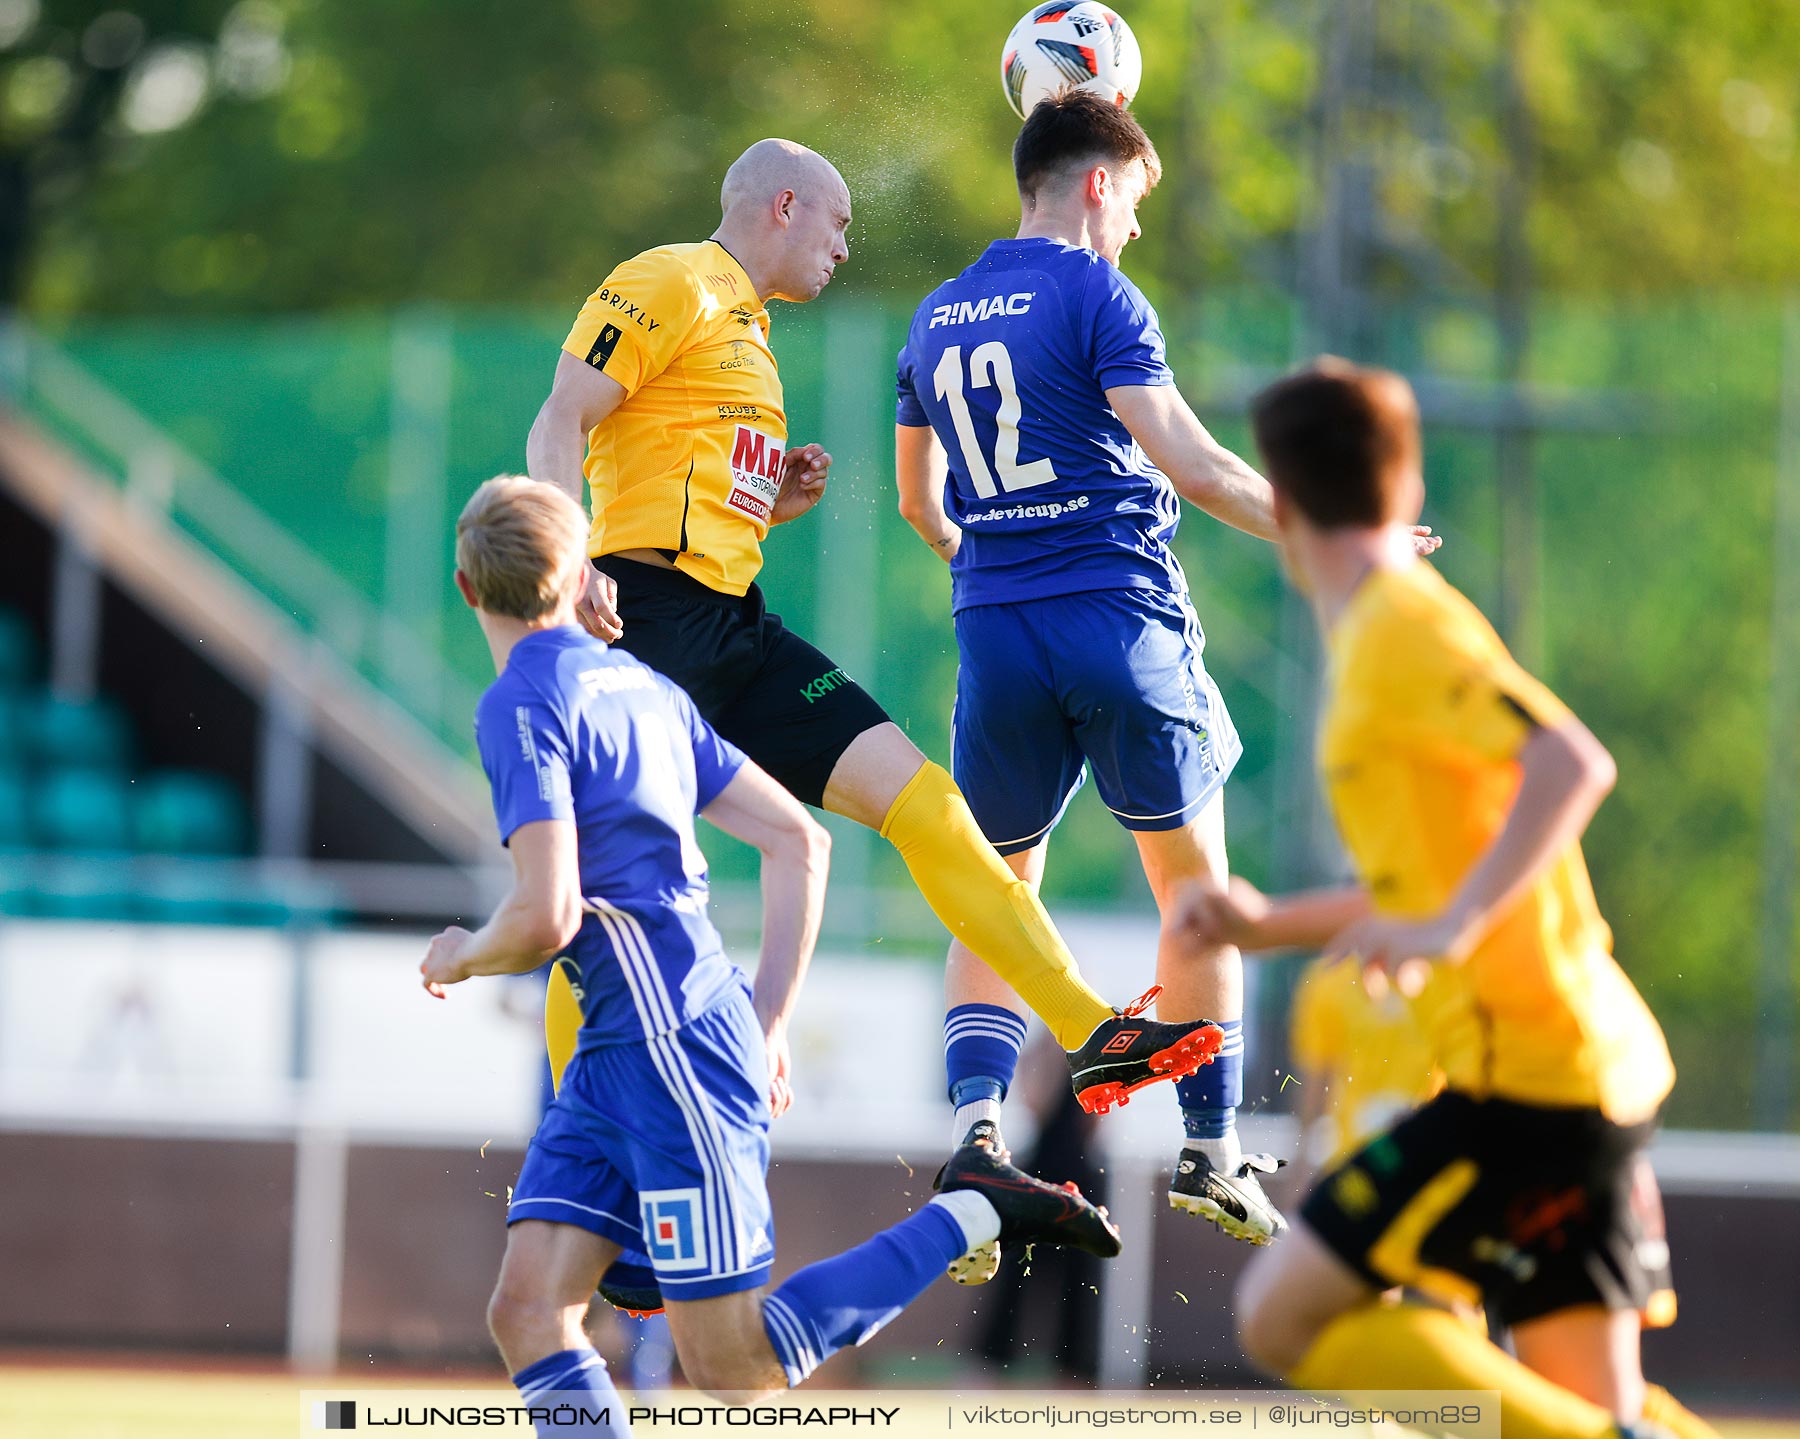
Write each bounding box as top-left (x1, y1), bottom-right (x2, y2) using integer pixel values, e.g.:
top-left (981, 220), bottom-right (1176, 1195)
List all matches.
top-left (595, 556), bottom-right (891, 809)
top-left (1301, 1089), bottom-right (1676, 1329)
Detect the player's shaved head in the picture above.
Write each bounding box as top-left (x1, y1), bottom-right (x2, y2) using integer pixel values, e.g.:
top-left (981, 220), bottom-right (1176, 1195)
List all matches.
top-left (713, 137), bottom-right (851, 303)
top-left (720, 138), bottom-right (847, 216)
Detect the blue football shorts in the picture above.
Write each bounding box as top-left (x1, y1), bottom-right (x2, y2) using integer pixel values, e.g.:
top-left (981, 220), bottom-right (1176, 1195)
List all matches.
top-left (952, 586), bottom-right (1242, 855)
top-left (509, 982), bottom-right (776, 1301)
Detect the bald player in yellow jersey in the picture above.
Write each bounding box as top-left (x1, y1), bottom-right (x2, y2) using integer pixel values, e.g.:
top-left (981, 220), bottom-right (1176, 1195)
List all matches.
top-left (525, 139), bottom-right (1222, 1134)
top-left (1177, 361), bottom-right (1711, 1439)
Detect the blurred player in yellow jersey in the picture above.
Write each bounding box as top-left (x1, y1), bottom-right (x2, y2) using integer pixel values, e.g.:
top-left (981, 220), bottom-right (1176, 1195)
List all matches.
top-left (525, 139), bottom-right (1221, 1166)
top-left (1178, 360), bottom-right (1713, 1439)
top-left (1288, 956), bottom-right (1441, 1184)
top-left (1286, 959), bottom-right (1486, 1332)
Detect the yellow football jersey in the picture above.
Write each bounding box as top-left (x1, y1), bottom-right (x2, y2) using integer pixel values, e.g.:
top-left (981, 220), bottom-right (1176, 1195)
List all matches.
top-left (1319, 563), bottom-right (1674, 1125)
top-left (562, 240), bottom-right (788, 596)
top-left (1290, 955), bottom-right (1443, 1166)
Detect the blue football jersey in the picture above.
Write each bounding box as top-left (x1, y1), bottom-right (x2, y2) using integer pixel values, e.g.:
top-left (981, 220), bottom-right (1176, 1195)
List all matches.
top-left (475, 627), bottom-right (746, 1046)
top-left (896, 237), bottom-right (1186, 612)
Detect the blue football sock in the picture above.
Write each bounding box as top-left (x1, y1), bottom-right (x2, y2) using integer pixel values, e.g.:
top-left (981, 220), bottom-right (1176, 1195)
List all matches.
top-left (510, 1347), bottom-right (630, 1437)
top-left (1177, 1017), bottom-right (1244, 1141)
top-left (944, 1003), bottom-right (1027, 1105)
top-left (760, 1202), bottom-right (967, 1386)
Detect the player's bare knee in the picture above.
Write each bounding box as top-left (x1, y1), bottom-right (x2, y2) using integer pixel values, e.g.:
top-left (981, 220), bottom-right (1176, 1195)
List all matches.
top-left (484, 1283), bottom-right (526, 1347)
top-left (799, 811), bottom-right (831, 866)
top-left (486, 1282), bottom-right (564, 1355)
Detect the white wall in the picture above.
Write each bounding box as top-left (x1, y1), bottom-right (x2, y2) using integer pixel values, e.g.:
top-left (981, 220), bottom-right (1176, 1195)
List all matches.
top-left (0, 911), bottom-right (1218, 1160)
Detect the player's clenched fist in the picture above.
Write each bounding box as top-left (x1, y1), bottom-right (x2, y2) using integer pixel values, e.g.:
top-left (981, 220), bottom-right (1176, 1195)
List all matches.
top-left (1173, 876), bottom-right (1273, 950)
top-left (1322, 912), bottom-right (1470, 982)
top-left (770, 443), bottom-right (831, 525)
top-left (574, 566), bottom-right (623, 643)
top-left (421, 925), bottom-right (475, 998)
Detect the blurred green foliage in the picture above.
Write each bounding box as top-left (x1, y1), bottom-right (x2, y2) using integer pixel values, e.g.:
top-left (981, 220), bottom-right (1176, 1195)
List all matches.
top-left (8, 0), bottom-right (1800, 314)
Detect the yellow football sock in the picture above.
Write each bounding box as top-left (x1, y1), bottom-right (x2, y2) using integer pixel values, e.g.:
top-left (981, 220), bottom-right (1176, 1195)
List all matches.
top-left (879, 761), bottom-right (1113, 1049)
top-left (1290, 1302), bottom-right (1618, 1439)
top-left (545, 959), bottom-right (581, 1096)
top-left (1643, 1385), bottom-right (1721, 1439)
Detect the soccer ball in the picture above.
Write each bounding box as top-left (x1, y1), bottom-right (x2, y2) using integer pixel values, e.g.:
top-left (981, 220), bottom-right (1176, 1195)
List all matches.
top-left (1000, 3), bottom-right (1143, 121)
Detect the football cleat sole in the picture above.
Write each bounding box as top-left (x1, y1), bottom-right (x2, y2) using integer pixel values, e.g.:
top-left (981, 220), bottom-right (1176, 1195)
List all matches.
top-left (948, 1237), bottom-right (1001, 1285)
top-left (1168, 1187), bottom-right (1279, 1245)
top-left (1075, 1022), bottom-right (1224, 1115)
top-left (1168, 1150), bottom-right (1289, 1246)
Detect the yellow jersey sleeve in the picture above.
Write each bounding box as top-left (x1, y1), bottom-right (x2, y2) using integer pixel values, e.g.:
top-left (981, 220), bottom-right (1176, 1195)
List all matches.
top-left (563, 251), bottom-right (708, 399)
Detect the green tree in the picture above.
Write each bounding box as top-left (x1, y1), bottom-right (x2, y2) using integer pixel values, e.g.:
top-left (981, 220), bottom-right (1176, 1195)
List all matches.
top-left (1, 0), bottom-right (257, 305)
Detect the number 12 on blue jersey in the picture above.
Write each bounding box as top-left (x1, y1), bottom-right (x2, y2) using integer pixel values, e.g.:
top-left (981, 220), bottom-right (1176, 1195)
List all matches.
top-left (932, 342), bottom-right (1059, 497)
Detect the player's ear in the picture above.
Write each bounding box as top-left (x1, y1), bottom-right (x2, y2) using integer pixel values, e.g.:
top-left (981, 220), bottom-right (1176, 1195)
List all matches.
top-left (774, 187), bottom-right (797, 227)
top-left (1088, 164), bottom-right (1110, 208)
top-left (454, 569), bottom-right (480, 611)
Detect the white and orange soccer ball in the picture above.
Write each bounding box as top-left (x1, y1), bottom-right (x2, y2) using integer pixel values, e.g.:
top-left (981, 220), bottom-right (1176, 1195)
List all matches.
top-left (1000, 3), bottom-right (1143, 121)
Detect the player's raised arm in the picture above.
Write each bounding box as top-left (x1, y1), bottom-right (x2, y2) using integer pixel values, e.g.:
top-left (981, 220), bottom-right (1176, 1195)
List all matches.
top-left (895, 423), bottom-right (960, 562)
top-left (525, 355), bottom-right (629, 640)
top-left (421, 819), bottom-right (584, 995)
top-left (1107, 382), bottom-right (1281, 542)
top-left (526, 352), bottom-right (626, 507)
top-left (700, 761), bottom-right (831, 1114)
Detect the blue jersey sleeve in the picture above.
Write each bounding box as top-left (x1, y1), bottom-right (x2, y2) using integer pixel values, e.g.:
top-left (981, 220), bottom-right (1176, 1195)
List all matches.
top-left (477, 688), bottom-right (575, 844)
top-left (667, 682), bottom-right (748, 811)
top-left (1083, 262), bottom-right (1174, 391)
top-left (895, 334), bottom-right (930, 427)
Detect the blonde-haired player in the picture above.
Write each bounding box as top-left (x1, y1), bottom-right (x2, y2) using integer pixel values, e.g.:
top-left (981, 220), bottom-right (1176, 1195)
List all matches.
top-left (424, 476), bottom-right (1125, 1431)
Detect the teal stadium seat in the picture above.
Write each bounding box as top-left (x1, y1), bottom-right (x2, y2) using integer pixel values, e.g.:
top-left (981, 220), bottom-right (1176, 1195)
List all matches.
top-left (133, 770), bottom-right (248, 856)
top-left (22, 694), bottom-right (134, 770)
top-left (0, 767), bottom-right (28, 849)
top-left (31, 767), bottom-right (134, 853)
top-left (0, 608), bottom-right (36, 691)
top-left (0, 696), bottom-right (27, 767)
